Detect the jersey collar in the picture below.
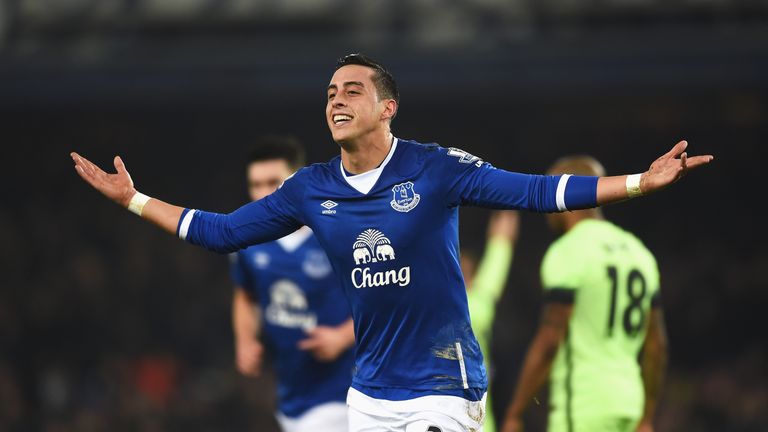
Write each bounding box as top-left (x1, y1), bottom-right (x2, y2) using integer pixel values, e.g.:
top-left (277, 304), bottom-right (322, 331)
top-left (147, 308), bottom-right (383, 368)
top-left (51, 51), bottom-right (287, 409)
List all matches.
top-left (276, 226), bottom-right (313, 253)
top-left (339, 137), bottom-right (399, 195)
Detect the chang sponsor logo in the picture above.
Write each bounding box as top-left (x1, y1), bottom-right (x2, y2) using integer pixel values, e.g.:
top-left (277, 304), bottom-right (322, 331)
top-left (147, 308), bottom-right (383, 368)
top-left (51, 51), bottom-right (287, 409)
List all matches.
top-left (265, 279), bottom-right (317, 330)
top-left (351, 229), bottom-right (411, 289)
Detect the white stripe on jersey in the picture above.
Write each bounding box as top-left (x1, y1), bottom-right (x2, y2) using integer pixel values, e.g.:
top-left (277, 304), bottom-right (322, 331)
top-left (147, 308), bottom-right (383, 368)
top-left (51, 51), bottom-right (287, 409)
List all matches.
top-left (178, 209), bottom-right (196, 240)
top-left (556, 174), bottom-right (571, 211)
top-left (455, 342), bottom-right (468, 390)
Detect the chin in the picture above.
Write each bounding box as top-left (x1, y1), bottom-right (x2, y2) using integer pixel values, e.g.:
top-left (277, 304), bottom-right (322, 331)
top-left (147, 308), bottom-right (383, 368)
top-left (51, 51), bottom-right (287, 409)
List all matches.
top-left (331, 129), bottom-right (355, 144)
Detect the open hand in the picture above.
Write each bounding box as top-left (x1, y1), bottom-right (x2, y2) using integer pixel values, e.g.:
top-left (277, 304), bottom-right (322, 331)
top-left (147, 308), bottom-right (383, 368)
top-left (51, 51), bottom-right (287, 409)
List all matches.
top-left (71, 152), bottom-right (137, 207)
top-left (640, 141), bottom-right (713, 194)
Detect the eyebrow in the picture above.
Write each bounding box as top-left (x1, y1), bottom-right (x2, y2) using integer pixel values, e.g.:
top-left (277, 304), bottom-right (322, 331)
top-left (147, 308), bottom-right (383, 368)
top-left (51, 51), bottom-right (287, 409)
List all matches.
top-left (327, 81), bottom-right (365, 91)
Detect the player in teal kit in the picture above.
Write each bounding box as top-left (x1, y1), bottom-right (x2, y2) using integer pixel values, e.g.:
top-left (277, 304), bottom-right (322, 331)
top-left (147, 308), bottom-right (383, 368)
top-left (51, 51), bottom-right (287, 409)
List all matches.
top-left (72, 54), bottom-right (707, 431)
top-left (502, 156), bottom-right (668, 432)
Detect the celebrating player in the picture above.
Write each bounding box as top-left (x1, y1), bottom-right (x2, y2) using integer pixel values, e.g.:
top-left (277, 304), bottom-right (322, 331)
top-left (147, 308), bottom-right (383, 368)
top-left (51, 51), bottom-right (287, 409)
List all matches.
top-left (230, 136), bottom-right (354, 432)
top-left (71, 53), bottom-right (709, 431)
top-left (500, 156), bottom-right (668, 432)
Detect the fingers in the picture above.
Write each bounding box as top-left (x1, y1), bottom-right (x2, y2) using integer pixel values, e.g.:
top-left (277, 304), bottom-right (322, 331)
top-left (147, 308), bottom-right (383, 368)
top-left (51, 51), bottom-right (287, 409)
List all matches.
top-left (72, 152), bottom-right (105, 181)
top-left (297, 336), bottom-right (320, 351)
top-left (72, 153), bottom-right (100, 186)
top-left (663, 140), bottom-right (688, 159)
top-left (682, 155), bottom-right (714, 170)
top-left (114, 155), bottom-right (128, 175)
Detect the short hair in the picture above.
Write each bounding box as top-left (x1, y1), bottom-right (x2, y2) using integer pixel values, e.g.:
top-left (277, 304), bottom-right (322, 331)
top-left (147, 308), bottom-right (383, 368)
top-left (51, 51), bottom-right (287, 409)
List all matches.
top-left (336, 53), bottom-right (400, 109)
top-left (246, 135), bottom-right (306, 170)
top-left (547, 155), bottom-right (606, 177)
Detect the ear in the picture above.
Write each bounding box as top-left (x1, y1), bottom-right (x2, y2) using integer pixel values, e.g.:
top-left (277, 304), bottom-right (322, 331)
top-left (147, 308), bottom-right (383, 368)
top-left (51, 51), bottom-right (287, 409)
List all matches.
top-left (380, 99), bottom-right (398, 121)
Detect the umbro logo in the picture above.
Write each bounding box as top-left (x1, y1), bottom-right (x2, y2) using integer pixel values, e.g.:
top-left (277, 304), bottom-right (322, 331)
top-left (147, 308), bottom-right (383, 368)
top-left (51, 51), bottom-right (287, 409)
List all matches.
top-left (321, 200), bottom-right (338, 215)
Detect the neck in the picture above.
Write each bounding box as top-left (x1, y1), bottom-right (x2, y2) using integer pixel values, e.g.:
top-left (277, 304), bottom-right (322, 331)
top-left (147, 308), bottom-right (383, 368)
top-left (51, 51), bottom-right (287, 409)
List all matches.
top-left (339, 128), bottom-right (393, 175)
top-left (562, 209), bottom-right (604, 232)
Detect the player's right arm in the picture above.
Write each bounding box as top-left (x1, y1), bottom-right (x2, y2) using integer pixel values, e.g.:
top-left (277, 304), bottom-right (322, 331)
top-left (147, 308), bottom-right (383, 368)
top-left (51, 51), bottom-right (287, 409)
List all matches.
top-left (71, 152), bottom-right (304, 253)
top-left (637, 304), bottom-right (668, 432)
top-left (232, 287), bottom-right (264, 377)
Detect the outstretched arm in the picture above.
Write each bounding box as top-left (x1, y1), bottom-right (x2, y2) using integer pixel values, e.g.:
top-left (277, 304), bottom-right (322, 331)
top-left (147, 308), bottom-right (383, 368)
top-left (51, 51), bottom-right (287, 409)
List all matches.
top-left (501, 303), bottom-right (573, 432)
top-left (71, 152), bottom-right (184, 234)
top-left (71, 152), bottom-right (304, 252)
top-left (596, 140), bottom-right (713, 205)
top-left (447, 140), bottom-right (713, 213)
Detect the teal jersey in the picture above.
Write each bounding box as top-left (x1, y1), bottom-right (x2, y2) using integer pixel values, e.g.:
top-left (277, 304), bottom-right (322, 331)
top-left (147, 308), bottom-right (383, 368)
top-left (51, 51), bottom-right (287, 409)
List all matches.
top-left (541, 219), bottom-right (660, 430)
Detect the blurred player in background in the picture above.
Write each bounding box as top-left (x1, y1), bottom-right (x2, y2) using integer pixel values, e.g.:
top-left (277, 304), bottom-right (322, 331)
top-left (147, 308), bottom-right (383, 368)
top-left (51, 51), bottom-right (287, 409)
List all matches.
top-left (461, 210), bottom-right (519, 432)
top-left (71, 54), bottom-right (707, 432)
top-left (501, 156), bottom-right (668, 432)
top-left (229, 136), bottom-right (354, 432)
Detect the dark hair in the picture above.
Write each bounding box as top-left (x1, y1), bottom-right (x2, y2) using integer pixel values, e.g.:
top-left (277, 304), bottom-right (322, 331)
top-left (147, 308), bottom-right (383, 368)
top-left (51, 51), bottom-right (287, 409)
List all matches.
top-left (336, 53), bottom-right (400, 109)
top-left (246, 135), bottom-right (306, 170)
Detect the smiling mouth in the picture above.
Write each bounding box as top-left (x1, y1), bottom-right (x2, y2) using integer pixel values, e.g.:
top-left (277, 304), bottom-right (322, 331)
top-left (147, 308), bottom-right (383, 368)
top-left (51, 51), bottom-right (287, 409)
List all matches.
top-left (333, 114), bottom-right (353, 125)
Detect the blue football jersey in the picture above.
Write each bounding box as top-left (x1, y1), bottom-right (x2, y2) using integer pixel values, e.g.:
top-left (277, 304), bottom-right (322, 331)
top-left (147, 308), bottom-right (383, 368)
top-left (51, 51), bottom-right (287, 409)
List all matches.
top-left (180, 138), bottom-right (598, 401)
top-left (230, 227), bottom-right (354, 417)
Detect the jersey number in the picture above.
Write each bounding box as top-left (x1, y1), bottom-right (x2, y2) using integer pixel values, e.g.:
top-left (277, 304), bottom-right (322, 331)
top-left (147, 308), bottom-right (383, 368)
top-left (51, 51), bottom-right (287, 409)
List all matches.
top-left (447, 147), bottom-right (483, 167)
top-left (606, 266), bottom-right (647, 337)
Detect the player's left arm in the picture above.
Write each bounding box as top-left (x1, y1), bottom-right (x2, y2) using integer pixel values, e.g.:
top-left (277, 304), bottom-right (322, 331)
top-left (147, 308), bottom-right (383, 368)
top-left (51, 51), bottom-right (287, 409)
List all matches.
top-left (595, 140), bottom-right (713, 205)
top-left (445, 140), bottom-right (712, 212)
top-left (501, 301), bottom-right (573, 432)
top-left (637, 303), bottom-right (668, 432)
top-left (297, 318), bottom-right (355, 362)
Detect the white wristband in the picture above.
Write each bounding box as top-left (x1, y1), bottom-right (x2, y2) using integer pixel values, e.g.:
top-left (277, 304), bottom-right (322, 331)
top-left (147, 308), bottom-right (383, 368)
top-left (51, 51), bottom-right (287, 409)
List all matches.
top-left (127, 192), bottom-right (152, 216)
top-left (626, 174), bottom-right (643, 198)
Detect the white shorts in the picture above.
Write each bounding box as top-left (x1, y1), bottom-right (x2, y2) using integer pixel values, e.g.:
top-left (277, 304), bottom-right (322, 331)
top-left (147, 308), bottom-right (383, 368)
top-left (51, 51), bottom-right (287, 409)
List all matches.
top-left (275, 401), bottom-right (349, 432)
top-left (347, 387), bottom-right (486, 432)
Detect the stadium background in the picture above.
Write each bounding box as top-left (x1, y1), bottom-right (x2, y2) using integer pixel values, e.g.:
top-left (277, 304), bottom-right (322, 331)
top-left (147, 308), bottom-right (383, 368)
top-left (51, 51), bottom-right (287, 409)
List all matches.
top-left (1, 0), bottom-right (764, 430)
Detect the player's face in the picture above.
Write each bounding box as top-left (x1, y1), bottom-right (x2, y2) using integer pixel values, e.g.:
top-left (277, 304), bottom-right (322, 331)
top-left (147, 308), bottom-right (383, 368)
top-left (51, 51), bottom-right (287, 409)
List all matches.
top-left (326, 65), bottom-right (389, 144)
top-left (247, 159), bottom-right (293, 201)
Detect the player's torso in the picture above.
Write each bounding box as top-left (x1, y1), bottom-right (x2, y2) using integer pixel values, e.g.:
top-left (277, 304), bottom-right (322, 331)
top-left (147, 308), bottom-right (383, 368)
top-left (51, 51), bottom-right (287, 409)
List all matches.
top-left (293, 140), bottom-right (486, 391)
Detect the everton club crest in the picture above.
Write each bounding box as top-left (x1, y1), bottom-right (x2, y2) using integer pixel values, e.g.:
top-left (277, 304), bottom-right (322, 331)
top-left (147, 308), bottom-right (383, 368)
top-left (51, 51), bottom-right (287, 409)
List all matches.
top-left (390, 181), bottom-right (421, 213)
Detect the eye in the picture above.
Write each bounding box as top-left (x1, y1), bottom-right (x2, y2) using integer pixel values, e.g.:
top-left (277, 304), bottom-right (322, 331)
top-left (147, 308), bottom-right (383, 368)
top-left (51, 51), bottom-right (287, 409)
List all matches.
top-left (348, 90), bottom-right (360, 95)
top-left (327, 93), bottom-right (336, 100)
